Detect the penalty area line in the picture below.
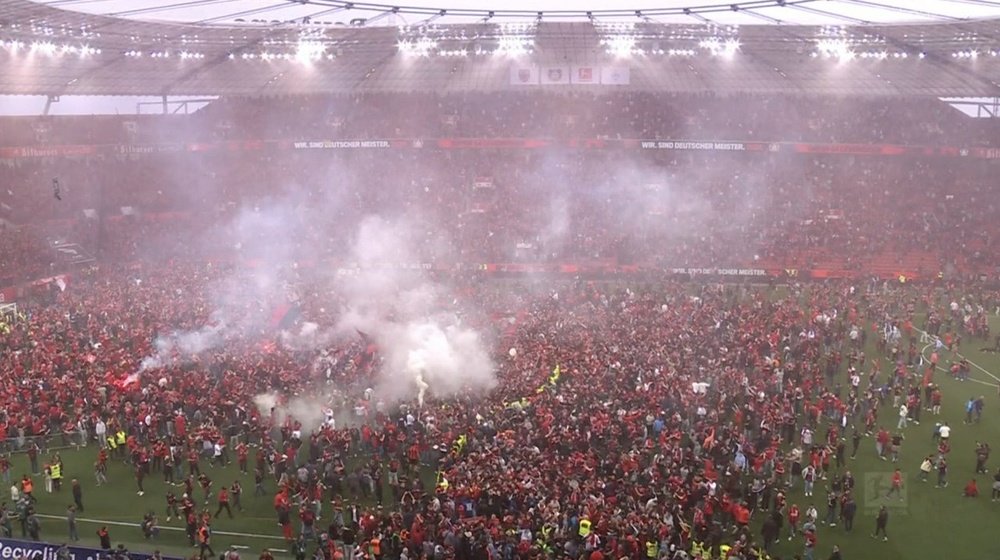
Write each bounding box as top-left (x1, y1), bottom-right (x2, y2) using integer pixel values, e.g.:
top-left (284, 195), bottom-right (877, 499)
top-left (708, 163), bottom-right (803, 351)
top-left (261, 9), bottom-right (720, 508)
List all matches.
top-left (917, 333), bottom-right (999, 388)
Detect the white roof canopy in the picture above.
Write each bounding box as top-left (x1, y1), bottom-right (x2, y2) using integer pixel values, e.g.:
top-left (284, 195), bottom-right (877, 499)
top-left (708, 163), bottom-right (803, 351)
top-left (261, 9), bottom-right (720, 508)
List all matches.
top-left (23, 0), bottom-right (1000, 27)
top-left (2, 0), bottom-right (998, 96)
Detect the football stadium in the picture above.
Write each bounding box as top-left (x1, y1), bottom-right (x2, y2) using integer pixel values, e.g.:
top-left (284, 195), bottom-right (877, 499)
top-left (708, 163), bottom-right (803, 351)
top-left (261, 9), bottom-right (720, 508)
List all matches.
top-left (0, 1), bottom-right (999, 559)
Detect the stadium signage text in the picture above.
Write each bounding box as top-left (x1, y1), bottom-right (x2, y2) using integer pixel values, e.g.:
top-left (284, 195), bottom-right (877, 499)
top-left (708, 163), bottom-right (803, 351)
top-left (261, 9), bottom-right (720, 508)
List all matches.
top-left (3, 146), bottom-right (96, 158)
top-left (2, 139), bottom-right (998, 160)
top-left (293, 140), bottom-right (390, 149)
top-left (0, 538), bottom-right (180, 560)
top-left (640, 141), bottom-right (746, 151)
top-left (671, 268), bottom-right (767, 277)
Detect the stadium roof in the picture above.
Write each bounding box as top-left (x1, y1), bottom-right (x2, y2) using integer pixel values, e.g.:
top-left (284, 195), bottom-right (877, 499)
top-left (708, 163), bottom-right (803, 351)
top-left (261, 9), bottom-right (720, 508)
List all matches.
top-left (20, 0), bottom-right (1000, 27)
top-left (0, 0), bottom-right (998, 97)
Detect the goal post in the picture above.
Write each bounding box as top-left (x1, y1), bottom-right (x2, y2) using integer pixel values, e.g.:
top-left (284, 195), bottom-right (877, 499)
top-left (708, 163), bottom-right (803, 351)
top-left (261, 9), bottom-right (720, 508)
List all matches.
top-left (0, 302), bottom-right (17, 330)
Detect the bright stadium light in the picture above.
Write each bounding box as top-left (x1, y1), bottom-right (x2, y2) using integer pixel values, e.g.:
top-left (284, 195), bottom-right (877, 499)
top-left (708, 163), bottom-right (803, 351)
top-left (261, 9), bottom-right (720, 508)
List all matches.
top-left (295, 40), bottom-right (325, 63)
top-left (816, 38), bottom-right (855, 61)
top-left (722, 38), bottom-right (740, 57)
top-left (495, 35), bottom-right (532, 56)
top-left (699, 37), bottom-right (740, 58)
top-left (31, 41), bottom-right (57, 56)
top-left (397, 37), bottom-right (437, 57)
top-left (604, 35), bottom-right (637, 58)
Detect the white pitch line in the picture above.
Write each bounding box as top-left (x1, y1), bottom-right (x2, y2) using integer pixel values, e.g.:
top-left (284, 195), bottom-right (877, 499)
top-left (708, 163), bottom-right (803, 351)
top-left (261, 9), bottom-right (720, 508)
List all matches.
top-left (922, 344), bottom-right (997, 388)
top-left (916, 333), bottom-right (999, 388)
top-left (915, 326), bottom-right (1000, 384)
top-left (957, 353), bottom-right (1000, 384)
top-left (35, 513), bottom-right (287, 541)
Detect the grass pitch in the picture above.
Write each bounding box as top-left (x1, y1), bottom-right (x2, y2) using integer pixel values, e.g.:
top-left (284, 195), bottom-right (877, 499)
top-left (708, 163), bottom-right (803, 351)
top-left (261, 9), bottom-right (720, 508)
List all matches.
top-left (9, 312), bottom-right (1000, 560)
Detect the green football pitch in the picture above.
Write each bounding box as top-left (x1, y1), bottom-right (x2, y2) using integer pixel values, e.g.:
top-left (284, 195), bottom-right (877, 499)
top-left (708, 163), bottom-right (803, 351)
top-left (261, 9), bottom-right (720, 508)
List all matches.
top-left (8, 312), bottom-right (1000, 560)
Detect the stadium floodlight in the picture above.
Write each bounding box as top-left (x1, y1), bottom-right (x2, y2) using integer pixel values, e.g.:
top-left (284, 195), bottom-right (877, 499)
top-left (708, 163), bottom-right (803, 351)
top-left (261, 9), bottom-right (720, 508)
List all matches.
top-left (495, 35), bottom-right (532, 57)
top-left (722, 39), bottom-right (740, 57)
top-left (494, 21), bottom-right (536, 56)
top-left (31, 41), bottom-right (57, 56)
top-left (499, 22), bottom-right (535, 35)
top-left (698, 37), bottom-right (740, 58)
top-left (397, 37), bottom-right (436, 57)
top-left (816, 38), bottom-right (855, 61)
top-left (295, 40), bottom-right (326, 63)
top-left (604, 35), bottom-right (637, 58)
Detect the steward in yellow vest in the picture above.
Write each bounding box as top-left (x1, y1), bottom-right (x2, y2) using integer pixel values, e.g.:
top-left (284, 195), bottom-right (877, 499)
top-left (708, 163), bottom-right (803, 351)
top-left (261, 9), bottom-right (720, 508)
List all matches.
top-left (578, 518), bottom-right (592, 538)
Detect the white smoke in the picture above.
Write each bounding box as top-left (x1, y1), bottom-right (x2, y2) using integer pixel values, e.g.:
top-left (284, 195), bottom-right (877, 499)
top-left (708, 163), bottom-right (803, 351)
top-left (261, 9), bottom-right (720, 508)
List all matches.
top-left (335, 215), bottom-right (497, 404)
top-left (138, 320), bottom-right (227, 372)
top-left (132, 198), bottom-right (311, 379)
top-left (253, 390), bottom-right (351, 435)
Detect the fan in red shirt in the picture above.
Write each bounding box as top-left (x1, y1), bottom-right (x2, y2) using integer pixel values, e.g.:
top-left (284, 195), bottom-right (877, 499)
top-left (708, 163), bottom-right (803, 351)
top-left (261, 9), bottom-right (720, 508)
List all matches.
top-left (214, 486), bottom-right (232, 519)
top-left (788, 504), bottom-right (801, 540)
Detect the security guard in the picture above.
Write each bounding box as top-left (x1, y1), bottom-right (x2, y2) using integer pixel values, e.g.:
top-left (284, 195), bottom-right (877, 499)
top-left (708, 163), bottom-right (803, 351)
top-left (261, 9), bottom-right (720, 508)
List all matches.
top-left (115, 430), bottom-right (126, 458)
top-left (50, 461), bottom-right (63, 491)
top-left (578, 517), bottom-right (591, 539)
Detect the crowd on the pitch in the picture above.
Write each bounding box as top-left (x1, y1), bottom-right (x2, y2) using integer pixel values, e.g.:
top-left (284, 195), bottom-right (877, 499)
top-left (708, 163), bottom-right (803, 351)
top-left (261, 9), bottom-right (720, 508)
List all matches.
top-left (1, 264), bottom-right (999, 560)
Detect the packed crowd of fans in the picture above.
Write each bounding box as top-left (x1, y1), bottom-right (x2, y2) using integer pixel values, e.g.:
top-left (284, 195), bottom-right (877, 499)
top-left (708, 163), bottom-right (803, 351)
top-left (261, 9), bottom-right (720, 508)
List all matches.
top-left (1, 262), bottom-right (999, 560)
top-left (0, 93), bottom-right (995, 147)
top-left (0, 94), bottom-right (999, 560)
top-left (0, 93), bottom-right (996, 287)
top-left (0, 147), bottom-right (998, 284)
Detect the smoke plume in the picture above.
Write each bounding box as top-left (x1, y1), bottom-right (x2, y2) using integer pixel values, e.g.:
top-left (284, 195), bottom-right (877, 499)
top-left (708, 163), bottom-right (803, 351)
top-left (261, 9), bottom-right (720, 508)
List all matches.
top-left (334, 215), bottom-right (497, 405)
